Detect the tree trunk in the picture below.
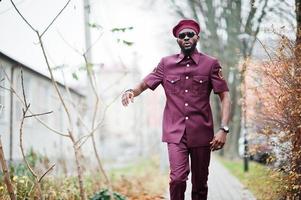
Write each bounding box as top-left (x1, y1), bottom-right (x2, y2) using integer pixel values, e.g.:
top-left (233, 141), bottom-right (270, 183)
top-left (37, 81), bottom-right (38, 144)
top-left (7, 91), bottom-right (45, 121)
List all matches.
top-left (296, 0), bottom-right (301, 46)
top-left (293, 2), bottom-right (301, 198)
top-left (296, 0), bottom-right (301, 59)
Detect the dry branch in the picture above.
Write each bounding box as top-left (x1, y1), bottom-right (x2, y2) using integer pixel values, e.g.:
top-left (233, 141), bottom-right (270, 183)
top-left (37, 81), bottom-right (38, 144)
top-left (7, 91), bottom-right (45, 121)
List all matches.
top-left (19, 70), bottom-right (55, 199)
top-left (0, 136), bottom-right (16, 200)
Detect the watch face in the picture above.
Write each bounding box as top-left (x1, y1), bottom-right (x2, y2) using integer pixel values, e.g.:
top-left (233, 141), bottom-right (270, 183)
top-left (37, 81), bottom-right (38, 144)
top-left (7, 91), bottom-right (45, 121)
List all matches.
top-left (224, 126), bottom-right (229, 131)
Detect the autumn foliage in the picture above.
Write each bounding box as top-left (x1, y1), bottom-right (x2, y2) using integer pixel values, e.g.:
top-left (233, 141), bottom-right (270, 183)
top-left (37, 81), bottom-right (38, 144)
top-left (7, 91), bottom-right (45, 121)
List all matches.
top-left (250, 32), bottom-right (301, 199)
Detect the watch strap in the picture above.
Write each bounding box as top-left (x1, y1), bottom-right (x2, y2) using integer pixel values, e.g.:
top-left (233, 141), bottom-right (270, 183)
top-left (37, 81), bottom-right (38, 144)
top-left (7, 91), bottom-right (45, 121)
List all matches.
top-left (220, 126), bottom-right (229, 133)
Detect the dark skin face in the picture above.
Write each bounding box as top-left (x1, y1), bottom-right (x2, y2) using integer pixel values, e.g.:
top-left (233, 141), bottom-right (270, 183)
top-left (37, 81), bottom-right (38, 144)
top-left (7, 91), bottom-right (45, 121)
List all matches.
top-left (176, 28), bottom-right (199, 56)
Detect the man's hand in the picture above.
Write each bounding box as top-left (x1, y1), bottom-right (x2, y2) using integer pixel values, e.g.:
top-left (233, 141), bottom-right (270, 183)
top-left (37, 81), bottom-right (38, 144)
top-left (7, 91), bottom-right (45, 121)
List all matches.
top-left (210, 130), bottom-right (227, 151)
top-left (121, 82), bottom-right (149, 107)
top-left (122, 91), bottom-right (135, 106)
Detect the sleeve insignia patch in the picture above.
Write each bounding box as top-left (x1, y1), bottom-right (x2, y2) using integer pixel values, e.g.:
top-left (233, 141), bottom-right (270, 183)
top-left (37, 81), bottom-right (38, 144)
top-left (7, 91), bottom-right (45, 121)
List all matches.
top-left (218, 68), bottom-right (224, 79)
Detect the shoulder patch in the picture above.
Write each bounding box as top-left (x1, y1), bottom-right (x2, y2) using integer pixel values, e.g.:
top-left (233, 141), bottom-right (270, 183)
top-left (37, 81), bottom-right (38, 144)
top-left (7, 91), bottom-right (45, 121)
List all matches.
top-left (218, 68), bottom-right (224, 79)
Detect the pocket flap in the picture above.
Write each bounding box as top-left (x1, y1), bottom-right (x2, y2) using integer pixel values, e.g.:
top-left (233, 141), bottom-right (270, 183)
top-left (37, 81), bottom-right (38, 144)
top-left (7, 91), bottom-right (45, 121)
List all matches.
top-left (166, 75), bottom-right (181, 83)
top-left (192, 75), bottom-right (208, 84)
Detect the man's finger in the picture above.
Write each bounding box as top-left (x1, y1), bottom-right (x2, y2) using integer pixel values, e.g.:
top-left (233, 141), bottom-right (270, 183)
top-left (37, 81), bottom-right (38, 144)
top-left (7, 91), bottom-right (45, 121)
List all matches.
top-left (210, 140), bottom-right (218, 150)
top-left (211, 139), bottom-right (217, 146)
top-left (130, 96), bottom-right (134, 103)
top-left (126, 94), bottom-right (132, 103)
top-left (126, 94), bottom-right (131, 103)
top-left (209, 137), bottom-right (216, 144)
top-left (215, 142), bottom-right (224, 150)
top-left (212, 139), bottom-right (223, 151)
top-left (216, 141), bottom-right (225, 147)
top-left (122, 95), bottom-right (128, 106)
top-left (124, 98), bottom-right (128, 106)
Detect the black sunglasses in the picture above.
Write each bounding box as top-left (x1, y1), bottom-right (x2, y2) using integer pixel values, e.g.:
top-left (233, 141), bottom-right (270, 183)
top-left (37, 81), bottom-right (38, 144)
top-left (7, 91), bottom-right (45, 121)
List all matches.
top-left (178, 32), bottom-right (196, 39)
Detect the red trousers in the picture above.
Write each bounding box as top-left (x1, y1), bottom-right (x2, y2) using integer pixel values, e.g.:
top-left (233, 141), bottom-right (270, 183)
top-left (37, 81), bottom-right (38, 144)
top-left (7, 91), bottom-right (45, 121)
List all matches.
top-left (167, 130), bottom-right (211, 200)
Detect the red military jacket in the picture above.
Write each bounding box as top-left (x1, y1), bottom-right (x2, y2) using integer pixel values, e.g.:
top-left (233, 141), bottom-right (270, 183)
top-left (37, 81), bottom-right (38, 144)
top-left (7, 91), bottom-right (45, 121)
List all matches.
top-left (143, 49), bottom-right (229, 147)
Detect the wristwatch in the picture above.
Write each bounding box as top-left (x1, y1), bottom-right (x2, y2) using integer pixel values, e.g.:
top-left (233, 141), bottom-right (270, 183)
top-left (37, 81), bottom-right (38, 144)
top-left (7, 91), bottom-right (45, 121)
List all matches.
top-left (220, 125), bottom-right (229, 133)
top-left (124, 89), bottom-right (134, 95)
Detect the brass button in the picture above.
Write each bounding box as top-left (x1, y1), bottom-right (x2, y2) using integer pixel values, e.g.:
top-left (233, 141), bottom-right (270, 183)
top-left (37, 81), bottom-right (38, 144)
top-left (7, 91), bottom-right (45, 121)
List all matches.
top-left (186, 76), bottom-right (189, 79)
top-left (185, 89), bottom-right (188, 93)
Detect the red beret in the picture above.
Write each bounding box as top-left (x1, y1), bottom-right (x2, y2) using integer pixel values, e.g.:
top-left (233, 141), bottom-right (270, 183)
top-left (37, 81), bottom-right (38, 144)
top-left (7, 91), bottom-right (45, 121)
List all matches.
top-left (172, 19), bottom-right (200, 38)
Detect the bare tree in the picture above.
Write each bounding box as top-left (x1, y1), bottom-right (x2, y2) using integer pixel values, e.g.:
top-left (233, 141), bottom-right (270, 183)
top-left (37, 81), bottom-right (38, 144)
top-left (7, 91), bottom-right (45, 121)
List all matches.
top-left (18, 70), bottom-right (55, 199)
top-left (9, 0), bottom-right (89, 199)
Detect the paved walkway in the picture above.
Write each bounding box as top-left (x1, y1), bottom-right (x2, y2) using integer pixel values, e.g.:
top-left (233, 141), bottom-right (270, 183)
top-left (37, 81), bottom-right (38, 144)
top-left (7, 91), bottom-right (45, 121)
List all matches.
top-left (165, 156), bottom-right (256, 200)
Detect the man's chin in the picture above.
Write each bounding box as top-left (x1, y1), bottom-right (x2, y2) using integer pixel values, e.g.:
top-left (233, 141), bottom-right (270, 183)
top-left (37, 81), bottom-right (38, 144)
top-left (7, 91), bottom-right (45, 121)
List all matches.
top-left (179, 43), bottom-right (196, 55)
top-left (184, 46), bottom-right (192, 50)
top-left (182, 47), bottom-right (194, 55)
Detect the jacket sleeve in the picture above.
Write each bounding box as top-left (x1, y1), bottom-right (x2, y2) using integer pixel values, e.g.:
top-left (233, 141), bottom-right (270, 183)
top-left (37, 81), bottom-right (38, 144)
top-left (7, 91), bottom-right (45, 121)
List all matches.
top-left (210, 60), bottom-right (229, 94)
top-left (143, 58), bottom-right (164, 90)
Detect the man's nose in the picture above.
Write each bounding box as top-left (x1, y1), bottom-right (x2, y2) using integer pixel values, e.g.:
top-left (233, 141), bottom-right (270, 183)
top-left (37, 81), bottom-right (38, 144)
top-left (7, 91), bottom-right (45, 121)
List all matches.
top-left (184, 35), bottom-right (189, 41)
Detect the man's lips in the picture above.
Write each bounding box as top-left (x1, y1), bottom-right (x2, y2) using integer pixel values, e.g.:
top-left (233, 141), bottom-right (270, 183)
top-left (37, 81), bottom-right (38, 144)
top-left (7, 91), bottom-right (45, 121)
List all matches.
top-left (184, 42), bottom-right (191, 48)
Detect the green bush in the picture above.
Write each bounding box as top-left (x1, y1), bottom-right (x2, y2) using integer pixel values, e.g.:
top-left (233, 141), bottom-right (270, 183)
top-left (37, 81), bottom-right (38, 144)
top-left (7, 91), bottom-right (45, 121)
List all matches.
top-left (89, 189), bottom-right (126, 200)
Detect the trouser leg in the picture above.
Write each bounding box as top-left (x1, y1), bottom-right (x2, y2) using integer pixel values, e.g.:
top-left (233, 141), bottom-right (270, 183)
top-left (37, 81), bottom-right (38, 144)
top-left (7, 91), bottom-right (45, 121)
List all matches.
top-left (190, 146), bottom-right (211, 200)
top-left (167, 133), bottom-right (189, 200)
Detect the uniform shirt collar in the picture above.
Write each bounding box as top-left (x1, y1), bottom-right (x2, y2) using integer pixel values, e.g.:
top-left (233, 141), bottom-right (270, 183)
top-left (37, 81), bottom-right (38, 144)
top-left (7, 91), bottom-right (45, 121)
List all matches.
top-left (176, 49), bottom-right (201, 64)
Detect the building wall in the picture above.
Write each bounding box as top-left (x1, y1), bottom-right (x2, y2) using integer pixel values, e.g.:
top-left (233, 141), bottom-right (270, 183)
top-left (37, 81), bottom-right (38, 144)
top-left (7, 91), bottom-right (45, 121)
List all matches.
top-left (0, 55), bottom-right (85, 169)
top-left (0, 59), bottom-right (13, 160)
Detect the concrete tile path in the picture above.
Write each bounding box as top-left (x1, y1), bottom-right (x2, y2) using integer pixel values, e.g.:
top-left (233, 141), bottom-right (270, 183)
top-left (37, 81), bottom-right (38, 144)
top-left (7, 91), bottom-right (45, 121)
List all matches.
top-left (165, 156), bottom-right (256, 200)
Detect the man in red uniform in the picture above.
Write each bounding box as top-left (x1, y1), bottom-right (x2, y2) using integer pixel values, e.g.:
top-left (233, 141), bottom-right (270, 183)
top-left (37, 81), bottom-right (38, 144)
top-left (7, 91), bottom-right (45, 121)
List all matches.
top-left (121, 19), bottom-right (231, 200)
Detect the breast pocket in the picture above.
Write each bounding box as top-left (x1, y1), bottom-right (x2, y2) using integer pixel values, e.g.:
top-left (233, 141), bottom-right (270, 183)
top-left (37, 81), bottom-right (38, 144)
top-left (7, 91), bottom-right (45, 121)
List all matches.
top-left (164, 75), bottom-right (181, 94)
top-left (192, 75), bottom-right (209, 96)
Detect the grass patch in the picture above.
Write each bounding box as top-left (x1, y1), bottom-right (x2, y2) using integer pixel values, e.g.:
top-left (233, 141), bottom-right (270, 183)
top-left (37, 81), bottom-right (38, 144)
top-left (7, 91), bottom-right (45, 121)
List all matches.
top-left (217, 156), bottom-right (283, 200)
top-left (109, 156), bottom-right (160, 177)
top-left (108, 155), bottom-right (169, 199)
